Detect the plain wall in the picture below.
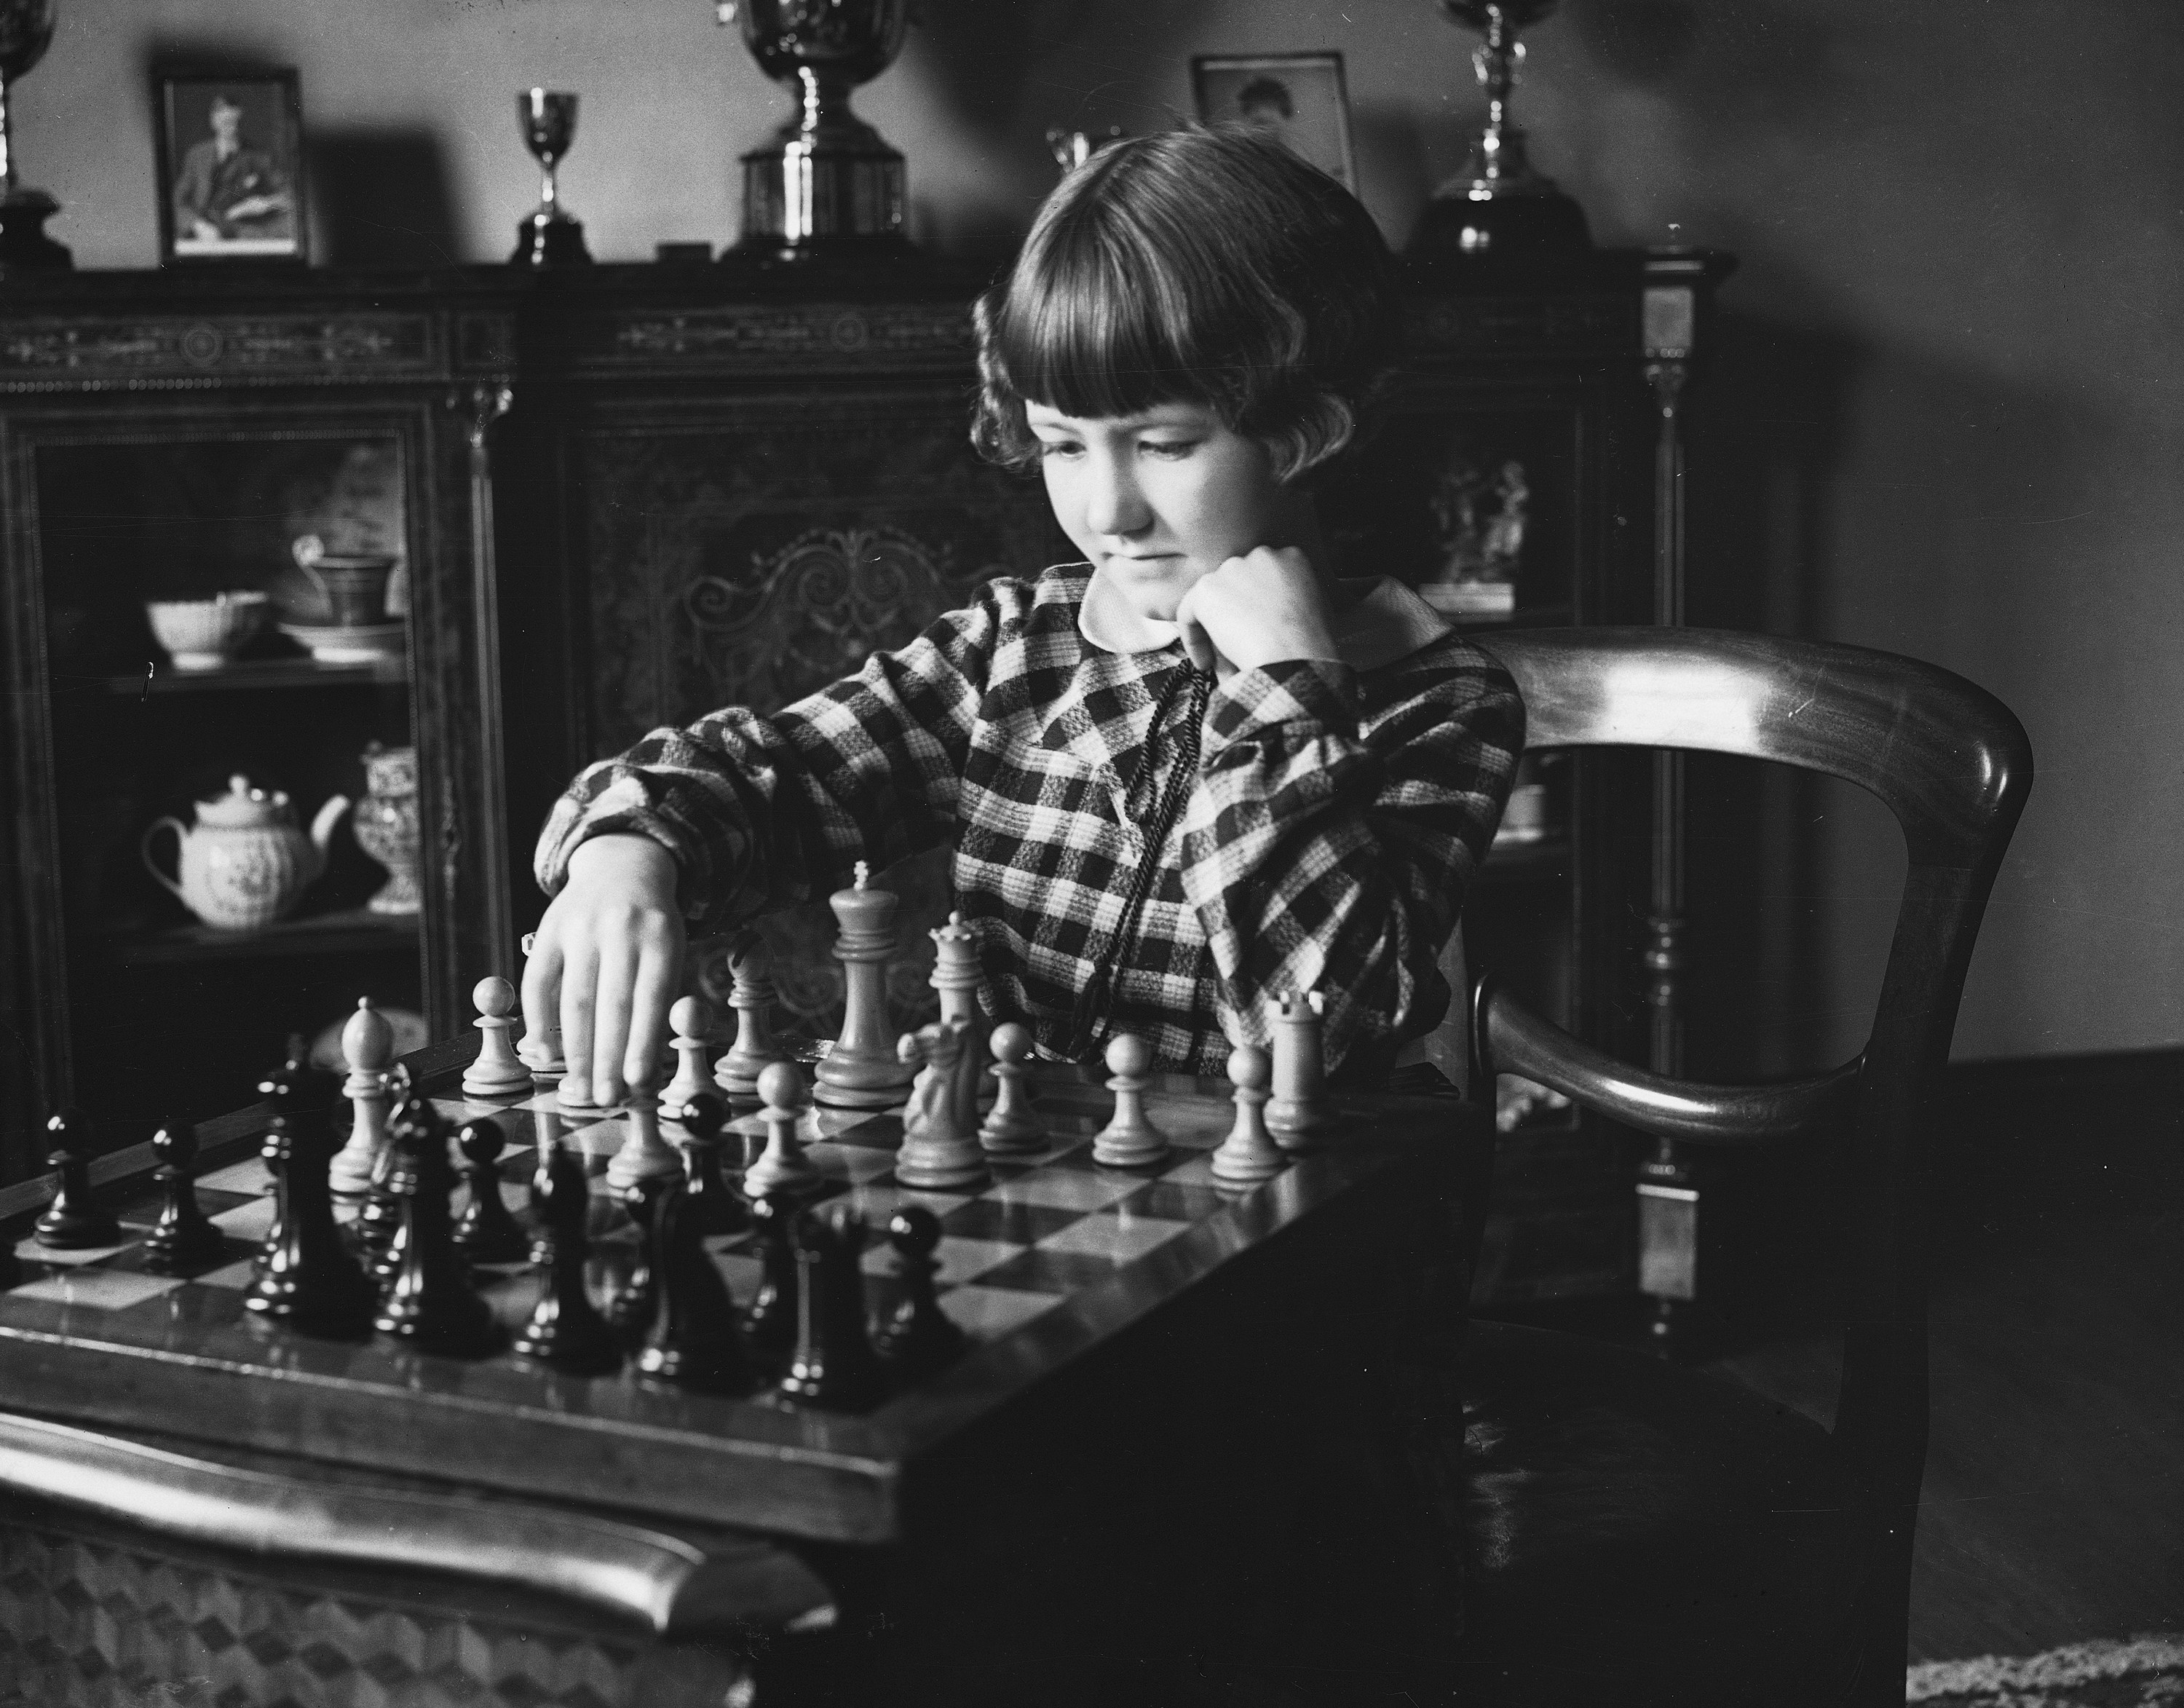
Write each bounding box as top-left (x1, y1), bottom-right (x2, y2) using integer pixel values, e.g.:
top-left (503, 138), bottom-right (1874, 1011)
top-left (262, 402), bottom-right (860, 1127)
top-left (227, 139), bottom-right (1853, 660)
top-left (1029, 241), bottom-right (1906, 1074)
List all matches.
top-left (17, 0), bottom-right (2181, 1065)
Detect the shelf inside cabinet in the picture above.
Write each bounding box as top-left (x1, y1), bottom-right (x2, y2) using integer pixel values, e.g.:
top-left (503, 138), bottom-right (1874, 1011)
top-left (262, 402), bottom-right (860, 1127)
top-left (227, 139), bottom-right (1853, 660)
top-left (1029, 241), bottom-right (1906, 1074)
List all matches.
top-left (1481, 835), bottom-right (1570, 878)
top-left (102, 656), bottom-right (410, 695)
top-left (103, 909), bottom-right (419, 968)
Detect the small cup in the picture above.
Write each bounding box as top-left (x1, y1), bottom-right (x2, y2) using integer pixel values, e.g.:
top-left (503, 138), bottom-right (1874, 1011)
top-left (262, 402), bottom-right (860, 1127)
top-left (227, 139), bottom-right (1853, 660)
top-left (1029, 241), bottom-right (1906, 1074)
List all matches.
top-left (305, 556), bottom-right (397, 628)
top-left (145, 590), bottom-right (269, 671)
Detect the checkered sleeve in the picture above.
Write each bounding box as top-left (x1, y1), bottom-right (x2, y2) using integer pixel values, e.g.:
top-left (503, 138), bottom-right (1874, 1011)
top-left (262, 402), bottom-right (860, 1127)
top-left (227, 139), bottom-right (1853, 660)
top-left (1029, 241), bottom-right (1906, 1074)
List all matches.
top-left (1182, 640), bottom-right (1524, 1078)
top-left (533, 585), bottom-right (1010, 935)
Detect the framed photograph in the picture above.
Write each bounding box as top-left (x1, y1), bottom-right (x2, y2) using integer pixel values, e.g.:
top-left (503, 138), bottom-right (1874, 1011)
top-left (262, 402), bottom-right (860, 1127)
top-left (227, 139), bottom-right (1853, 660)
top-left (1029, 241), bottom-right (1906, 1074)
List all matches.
top-left (1191, 52), bottom-right (1357, 192)
top-left (152, 70), bottom-right (308, 264)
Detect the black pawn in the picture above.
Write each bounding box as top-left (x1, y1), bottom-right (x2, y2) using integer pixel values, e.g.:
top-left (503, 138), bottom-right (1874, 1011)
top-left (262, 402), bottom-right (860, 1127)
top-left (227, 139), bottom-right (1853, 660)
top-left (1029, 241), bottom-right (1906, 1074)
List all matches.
top-left (511, 1142), bottom-right (620, 1374)
top-left (873, 1206), bottom-right (967, 1383)
top-left (674, 1092), bottom-right (746, 1237)
top-left (740, 1191), bottom-right (799, 1369)
top-left (140, 1121), bottom-right (226, 1274)
top-left (635, 1178), bottom-right (751, 1393)
top-left (451, 1118), bottom-right (529, 1264)
top-left (34, 1108), bottom-right (119, 1249)
top-left (775, 1203), bottom-right (880, 1411)
top-left (243, 1096), bottom-right (376, 1338)
top-left (374, 1107), bottom-right (499, 1356)
top-left (607, 1174), bottom-right (669, 1345)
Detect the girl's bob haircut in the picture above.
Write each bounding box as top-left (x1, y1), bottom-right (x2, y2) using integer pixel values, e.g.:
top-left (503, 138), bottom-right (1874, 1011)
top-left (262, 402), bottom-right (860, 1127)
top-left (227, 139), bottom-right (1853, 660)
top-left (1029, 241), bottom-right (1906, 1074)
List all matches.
top-left (972, 124), bottom-right (1401, 484)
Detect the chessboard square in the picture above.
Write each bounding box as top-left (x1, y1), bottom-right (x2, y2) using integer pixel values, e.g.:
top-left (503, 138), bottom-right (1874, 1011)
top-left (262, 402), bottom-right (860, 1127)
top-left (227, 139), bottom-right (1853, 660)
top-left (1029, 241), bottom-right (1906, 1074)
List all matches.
top-left (1157, 1153), bottom-right (1224, 1188)
top-left (191, 1259), bottom-right (260, 1290)
top-left (936, 1199), bottom-right (1080, 1245)
top-left (108, 1236), bottom-right (256, 1280)
top-left (982, 1171), bottom-right (1140, 1213)
top-left (210, 1198), bottom-right (278, 1242)
top-left (1037, 1213), bottom-right (1191, 1263)
top-left (197, 1159), bottom-right (271, 1195)
top-left (192, 1187), bottom-right (261, 1216)
top-left (970, 1246), bottom-right (1128, 1294)
top-left (941, 1284), bottom-right (1064, 1341)
top-left (840, 1182), bottom-right (974, 1225)
top-left (1114, 1179), bottom-right (1232, 1222)
top-left (930, 1237), bottom-right (1023, 1287)
top-left (708, 1252), bottom-right (763, 1305)
top-left (1021, 1142), bottom-right (1107, 1174)
top-left (11, 1270), bottom-right (186, 1310)
top-left (812, 1108), bottom-right (895, 1147)
top-left (15, 1236), bottom-right (132, 1268)
top-left (1141, 1094), bottom-right (1233, 1150)
top-left (809, 1145), bottom-right (898, 1185)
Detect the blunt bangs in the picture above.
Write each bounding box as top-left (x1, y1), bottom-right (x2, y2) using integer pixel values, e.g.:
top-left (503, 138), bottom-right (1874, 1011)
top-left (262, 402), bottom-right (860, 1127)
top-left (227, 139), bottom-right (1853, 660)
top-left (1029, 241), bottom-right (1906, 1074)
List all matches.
top-left (972, 125), bottom-right (1399, 483)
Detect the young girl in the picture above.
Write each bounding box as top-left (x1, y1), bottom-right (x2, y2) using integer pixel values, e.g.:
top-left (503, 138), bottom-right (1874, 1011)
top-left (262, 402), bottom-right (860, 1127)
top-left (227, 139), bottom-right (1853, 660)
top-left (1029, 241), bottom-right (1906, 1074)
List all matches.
top-left (524, 124), bottom-right (1522, 1106)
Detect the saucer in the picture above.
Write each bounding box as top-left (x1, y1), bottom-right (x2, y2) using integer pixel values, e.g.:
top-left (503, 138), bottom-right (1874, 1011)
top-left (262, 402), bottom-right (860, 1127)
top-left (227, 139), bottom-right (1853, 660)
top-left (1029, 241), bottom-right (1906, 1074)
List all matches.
top-left (277, 620), bottom-right (405, 664)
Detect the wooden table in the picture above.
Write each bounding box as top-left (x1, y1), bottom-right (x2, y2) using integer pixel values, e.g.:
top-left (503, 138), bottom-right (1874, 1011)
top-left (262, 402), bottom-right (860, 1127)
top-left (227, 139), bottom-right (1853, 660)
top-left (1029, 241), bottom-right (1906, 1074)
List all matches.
top-left (0, 1040), bottom-right (1487, 1707)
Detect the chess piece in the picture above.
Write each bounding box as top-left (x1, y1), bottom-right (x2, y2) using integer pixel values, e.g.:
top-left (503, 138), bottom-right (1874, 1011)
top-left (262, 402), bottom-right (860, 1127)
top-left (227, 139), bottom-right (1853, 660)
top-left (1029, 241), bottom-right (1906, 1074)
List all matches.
top-left (1266, 990), bottom-right (1332, 1150)
top-left (511, 1140), bottom-right (620, 1374)
top-left (555, 1064), bottom-right (602, 1112)
top-left (608, 1173), bottom-right (670, 1344)
top-left (451, 1118), bottom-right (530, 1263)
top-left (673, 1091), bottom-right (745, 1236)
top-left (714, 931), bottom-right (783, 1099)
top-left (894, 1021), bottom-right (988, 1190)
top-left (330, 997), bottom-right (393, 1199)
top-left (140, 1120), bottom-right (228, 1273)
top-left (1211, 1043), bottom-right (1285, 1185)
top-left (363, 1073), bottom-right (432, 1281)
top-left (930, 911), bottom-right (988, 1126)
top-left (606, 1091), bottom-right (682, 1190)
top-left (374, 1104), bottom-right (499, 1356)
top-left (813, 862), bottom-right (918, 1109)
top-left (1092, 1033), bottom-right (1167, 1168)
top-left (775, 1203), bottom-right (879, 1410)
top-left (245, 1085), bottom-right (376, 1337)
top-left (743, 1062), bottom-right (821, 1195)
top-left (636, 1177), bottom-right (751, 1393)
top-left (33, 1108), bottom-right (119, 1248)
top-left (740, 1190), bottom-right (799, 1368)
top-left (873, 1206), bottom-right (966, 1382)
top-left (661, 995), bottom-right (718, 1114)
top-left (978, 1021), bottom-right (1045, 1155)
top-left (462, 976), bottom-right (534, 1097)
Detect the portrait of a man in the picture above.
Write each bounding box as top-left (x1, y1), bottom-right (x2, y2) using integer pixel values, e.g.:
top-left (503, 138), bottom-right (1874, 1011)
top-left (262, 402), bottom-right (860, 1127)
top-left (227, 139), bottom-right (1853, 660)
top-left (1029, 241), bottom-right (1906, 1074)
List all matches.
top-left (156, 74), bottom-right (306, 261)
top-left (1191, 53), bottom-right (1356, 191)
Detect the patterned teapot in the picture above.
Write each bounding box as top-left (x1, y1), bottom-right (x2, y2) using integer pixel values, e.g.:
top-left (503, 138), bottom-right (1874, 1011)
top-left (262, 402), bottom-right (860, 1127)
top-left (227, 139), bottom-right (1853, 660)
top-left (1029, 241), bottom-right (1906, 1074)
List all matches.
top-left (140, 775), bottom-right (351, 931)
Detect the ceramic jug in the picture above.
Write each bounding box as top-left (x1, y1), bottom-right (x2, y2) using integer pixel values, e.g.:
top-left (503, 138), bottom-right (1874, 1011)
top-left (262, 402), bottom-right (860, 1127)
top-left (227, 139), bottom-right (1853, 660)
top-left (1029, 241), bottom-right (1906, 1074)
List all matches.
top-left (141, 775), bottom-right (351, 930)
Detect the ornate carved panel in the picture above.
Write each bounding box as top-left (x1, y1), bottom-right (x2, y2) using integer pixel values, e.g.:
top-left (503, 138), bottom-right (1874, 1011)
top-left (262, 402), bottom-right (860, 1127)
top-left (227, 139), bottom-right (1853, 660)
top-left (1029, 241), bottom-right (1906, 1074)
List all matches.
top-left (574, 301), bottom-right (973, 379)
top-left (0, 315), bottom-right (443, 392)
top-left (1405, 295), bottom-right (1636, 360)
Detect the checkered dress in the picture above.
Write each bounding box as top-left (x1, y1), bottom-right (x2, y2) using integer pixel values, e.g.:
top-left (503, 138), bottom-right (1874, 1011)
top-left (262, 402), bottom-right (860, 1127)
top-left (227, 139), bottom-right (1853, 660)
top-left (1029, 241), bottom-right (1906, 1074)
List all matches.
top-left (534, 566), bottom-right (1522, 1082)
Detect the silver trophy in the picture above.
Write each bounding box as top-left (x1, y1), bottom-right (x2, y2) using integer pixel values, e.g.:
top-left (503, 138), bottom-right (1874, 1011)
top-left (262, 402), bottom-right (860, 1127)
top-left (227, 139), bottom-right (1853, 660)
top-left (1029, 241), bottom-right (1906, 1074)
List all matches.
top-left (0, 0), bottom-right (68, 272)
top-left (1409, 0), bottom-right (1590, 259)
top-left (511, 88), bottom-right (592, 266)
top-left (719, 0), bottom-right (911, 261)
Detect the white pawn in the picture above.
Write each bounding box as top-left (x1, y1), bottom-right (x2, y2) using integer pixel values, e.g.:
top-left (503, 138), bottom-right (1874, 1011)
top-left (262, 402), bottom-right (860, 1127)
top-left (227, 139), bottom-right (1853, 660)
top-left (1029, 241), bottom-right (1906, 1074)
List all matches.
top-left (1265, 989), bottom-right (1331, 1151)
top-left (330, 997), bottom-right (392, 1199)
top-left (661, 995), bottom-right (717, 1116)
top-left (978, 1022), bottom-right (1045, 1155)
top-left (1211, 1043), bottom-right (1285, 1185)
top-left (743, 1061), bottom-right (820, 1195)
top-left (462, 976), bottom-right (533, 1097)
top-left (714, 933), bottom-right (782, 1099)
top-left (605, 1089), bottom-right (683, 1190)
top-left (1092, 1034), bottom-right (1167, 1168)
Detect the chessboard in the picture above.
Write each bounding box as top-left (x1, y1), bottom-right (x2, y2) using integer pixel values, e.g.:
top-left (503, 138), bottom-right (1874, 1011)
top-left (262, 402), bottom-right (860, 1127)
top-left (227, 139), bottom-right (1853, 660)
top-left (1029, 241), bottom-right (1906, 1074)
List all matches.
top-left (0, 1035), bottom-right (1483, 1551)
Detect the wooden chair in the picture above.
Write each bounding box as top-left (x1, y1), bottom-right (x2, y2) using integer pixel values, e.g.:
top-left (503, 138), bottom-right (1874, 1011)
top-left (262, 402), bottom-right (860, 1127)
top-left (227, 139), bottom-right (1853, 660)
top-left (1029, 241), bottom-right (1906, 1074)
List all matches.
top-left (1453, 627), bottom-right (2033, 1707)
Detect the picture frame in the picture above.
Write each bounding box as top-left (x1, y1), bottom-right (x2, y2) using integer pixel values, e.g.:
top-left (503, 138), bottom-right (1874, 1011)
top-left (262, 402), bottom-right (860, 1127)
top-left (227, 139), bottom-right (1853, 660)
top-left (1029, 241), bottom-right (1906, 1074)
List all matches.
top-left (152, 69), bottom-right (309, 264)
top-left (1190, 52), bottom-right (1357, 193)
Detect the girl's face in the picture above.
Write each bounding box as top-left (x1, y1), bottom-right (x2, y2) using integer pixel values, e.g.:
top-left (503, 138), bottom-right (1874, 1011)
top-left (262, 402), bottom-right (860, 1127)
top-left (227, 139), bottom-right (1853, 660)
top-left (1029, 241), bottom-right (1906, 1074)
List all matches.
top-left (1026, 400), bottom-right (1300, 622)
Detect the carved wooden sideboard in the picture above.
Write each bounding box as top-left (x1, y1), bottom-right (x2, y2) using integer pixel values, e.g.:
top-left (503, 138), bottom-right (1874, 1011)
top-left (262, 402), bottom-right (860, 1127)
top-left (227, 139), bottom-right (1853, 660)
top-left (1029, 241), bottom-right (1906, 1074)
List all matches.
top-left (0, 249), bottom-right (1727, 1310)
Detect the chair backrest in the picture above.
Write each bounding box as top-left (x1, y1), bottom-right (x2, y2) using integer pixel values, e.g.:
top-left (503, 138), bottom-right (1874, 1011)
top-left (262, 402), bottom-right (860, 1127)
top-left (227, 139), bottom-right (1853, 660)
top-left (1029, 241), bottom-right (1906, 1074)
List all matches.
top-left (1466, 627), bottom-right (2033, 1521)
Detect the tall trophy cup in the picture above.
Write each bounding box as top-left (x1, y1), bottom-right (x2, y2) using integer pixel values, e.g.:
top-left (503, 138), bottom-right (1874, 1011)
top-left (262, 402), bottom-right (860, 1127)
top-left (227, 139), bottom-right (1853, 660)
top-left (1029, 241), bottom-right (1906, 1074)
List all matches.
top-left (0, 0), bottom-right (71, 272)
top-left (511, 88), bottom-right (592, 267)
top-left (1408, 0), bottom-right (1590, 261)
top-left (720, 0), bottom-right (912, 262)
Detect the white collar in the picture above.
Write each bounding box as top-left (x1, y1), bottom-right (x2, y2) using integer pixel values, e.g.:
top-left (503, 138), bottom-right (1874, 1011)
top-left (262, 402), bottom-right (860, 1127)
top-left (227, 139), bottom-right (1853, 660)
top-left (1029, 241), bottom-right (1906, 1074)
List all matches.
top-left (1076, 564), bottom-right (1453, 671)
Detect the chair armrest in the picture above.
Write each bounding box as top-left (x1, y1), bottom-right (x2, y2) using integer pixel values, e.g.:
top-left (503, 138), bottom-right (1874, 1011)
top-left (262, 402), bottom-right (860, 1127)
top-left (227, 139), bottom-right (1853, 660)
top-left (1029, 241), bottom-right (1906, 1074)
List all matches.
top-left (1474, 977), bottom-right (1860, 1145)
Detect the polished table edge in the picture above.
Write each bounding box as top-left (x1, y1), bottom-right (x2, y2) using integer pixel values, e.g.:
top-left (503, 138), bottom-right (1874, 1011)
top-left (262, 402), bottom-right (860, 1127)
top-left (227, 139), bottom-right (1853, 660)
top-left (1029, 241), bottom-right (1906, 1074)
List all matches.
top-left (0, 1410), bottom-right (838, 1638)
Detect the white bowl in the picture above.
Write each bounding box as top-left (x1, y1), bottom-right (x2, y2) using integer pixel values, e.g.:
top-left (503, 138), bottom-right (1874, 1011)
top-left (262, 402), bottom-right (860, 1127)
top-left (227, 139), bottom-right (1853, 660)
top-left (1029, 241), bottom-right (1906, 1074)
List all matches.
top-left (146, 591), bottom-right (269, 671)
